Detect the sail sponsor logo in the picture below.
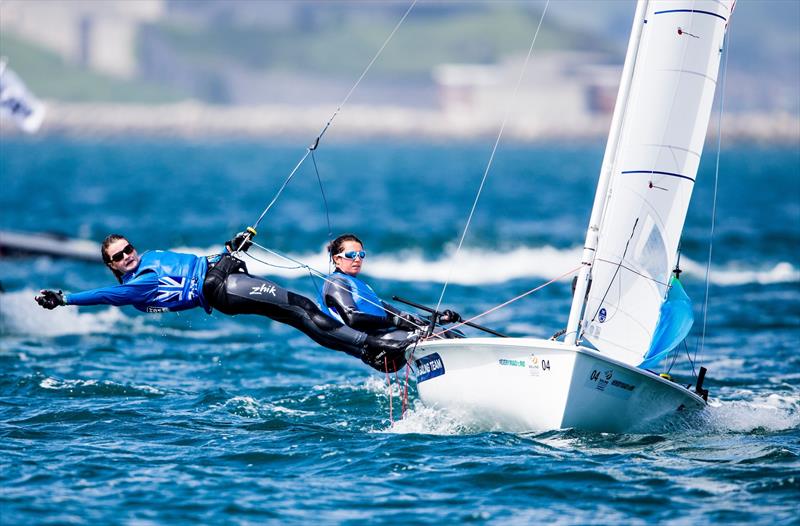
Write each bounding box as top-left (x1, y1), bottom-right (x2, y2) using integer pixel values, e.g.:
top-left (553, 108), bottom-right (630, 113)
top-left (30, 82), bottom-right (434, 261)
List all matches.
top-left (416, 353), bottom-right (445, 383)
top-left (250, 284), bottom-right (277, 296)
top-left (598, 308), bottom-right (607, 322)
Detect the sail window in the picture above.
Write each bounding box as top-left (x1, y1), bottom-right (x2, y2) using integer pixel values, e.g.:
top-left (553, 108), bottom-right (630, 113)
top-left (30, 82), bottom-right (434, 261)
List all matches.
top-left (632, 215), bottom-right (668, 292)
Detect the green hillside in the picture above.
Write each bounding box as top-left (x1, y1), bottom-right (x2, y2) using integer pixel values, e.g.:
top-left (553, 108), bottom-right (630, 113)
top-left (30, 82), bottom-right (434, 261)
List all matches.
top-left (0, 32), bottom-right (185, 103)
top-left (153, 6), bottom-right (614, 80)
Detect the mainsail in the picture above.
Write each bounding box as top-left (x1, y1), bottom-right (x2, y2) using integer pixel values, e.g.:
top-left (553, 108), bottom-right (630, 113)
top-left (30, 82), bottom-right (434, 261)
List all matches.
top-left (581, 0), bottom-right (734, 366)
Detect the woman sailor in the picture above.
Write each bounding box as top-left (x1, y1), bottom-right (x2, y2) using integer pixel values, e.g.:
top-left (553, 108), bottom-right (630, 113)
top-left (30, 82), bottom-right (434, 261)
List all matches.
top-left (35, 231), bottom-right (415, 372)
top-left (318, 234), bottom-right (462, 359)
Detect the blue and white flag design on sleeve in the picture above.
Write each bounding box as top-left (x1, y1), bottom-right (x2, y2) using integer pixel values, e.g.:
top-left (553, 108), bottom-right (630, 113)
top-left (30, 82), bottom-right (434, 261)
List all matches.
top-left (155, 276), bottom-right (187, 303)
top-left (0, 59), bottom-right (46, 133)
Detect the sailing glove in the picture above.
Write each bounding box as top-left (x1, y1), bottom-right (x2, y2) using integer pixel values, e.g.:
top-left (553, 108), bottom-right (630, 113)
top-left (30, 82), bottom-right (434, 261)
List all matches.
top-left (362, 334), bottom-right (418, 373)
top-left (35, 289), bottom-right (66, 309)
top-left (392, 313), bottom-right (425, 331)
top-left (226, 230), bottom-right (254, 253)
top-left (439, 309), bottom-right (462, 324)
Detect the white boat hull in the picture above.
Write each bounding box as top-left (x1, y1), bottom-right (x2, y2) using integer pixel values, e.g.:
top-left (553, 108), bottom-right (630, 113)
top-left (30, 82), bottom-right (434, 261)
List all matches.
top-left (410, 338), bottom-right (705, 433)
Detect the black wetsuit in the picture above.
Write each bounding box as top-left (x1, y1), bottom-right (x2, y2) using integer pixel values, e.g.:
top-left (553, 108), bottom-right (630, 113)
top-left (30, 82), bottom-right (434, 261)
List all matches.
top-left (203, 254), bottom-right (407, 368)
top-left (320, 270), bottom-right (464, 342)
top-left (320, 270), bottom-right (424, 336)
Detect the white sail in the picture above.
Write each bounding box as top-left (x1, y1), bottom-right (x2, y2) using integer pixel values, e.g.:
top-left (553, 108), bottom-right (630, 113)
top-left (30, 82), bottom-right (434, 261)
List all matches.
top-left (581, 0), bottom-right (734, 366)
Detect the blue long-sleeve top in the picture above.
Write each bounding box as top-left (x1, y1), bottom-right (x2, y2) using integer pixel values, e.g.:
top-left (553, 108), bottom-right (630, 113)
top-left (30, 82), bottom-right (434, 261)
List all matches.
top-left (62, 250), bottom-right (210, 313)
top-left (65, 272), bottom-right (159, 306)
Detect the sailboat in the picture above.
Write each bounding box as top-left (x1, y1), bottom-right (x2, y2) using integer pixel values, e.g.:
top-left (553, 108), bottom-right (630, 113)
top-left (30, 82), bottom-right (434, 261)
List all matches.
top-left (409, 0), bottom-right (735, 433)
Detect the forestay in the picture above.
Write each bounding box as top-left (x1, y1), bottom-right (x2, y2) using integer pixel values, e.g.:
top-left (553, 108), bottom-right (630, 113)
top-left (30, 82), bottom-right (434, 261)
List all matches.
top-left (582, 0), bottom-right (734, 366)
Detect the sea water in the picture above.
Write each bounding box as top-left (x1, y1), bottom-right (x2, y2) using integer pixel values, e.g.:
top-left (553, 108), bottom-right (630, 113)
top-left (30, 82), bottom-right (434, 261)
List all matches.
top-left (1, 139), bottom-right (798, 525)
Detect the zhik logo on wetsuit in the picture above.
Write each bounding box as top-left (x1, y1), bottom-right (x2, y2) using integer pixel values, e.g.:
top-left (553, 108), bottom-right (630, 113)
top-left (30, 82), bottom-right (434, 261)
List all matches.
top-left (250, 284), bottom-right (277, 296)
top-left (156, 276), bottom-right (185, 302)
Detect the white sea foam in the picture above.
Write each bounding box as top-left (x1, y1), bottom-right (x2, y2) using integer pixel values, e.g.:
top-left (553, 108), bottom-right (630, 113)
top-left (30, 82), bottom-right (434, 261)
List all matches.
top-left (383, 400), bottom-right (475, 435)
top-left (39, 376), bottom-right (165, 396)
top-left (218, 395), bottom-right (314, 419)
top-left (1, 289), bottom-right (131, 336)
top-left (705, 391), bottom-right (800, 433)
top-left (220, 395), bottom-right (263, 418)
top-left (0, 289), bottom-right (229, 338)
top-left (681, 259), bottom-right (800, 286)
top-left (179, 244), bottom-right (799, 287)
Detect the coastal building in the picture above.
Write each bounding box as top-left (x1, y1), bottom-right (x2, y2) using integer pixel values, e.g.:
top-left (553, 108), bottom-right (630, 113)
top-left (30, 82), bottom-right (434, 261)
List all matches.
top-left (0, 0), bottom-right (164, 79)
top-left (433, 51), bottom-right (620, 137)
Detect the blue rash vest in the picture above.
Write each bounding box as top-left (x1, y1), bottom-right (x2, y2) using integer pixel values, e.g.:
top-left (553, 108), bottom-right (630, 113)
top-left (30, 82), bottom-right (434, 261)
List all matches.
top-left (65, 250), bottom-right (210, 314)
top-left (318, 271), bottom-right (387, 323)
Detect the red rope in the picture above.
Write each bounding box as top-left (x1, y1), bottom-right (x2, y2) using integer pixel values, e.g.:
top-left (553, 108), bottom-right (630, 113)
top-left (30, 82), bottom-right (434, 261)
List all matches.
top-left (402, 361), bottom-right (410, 417)
top-left (394, 368), bottom-right (401, 417)
top-left (384, 355), bottom-right (393, 425)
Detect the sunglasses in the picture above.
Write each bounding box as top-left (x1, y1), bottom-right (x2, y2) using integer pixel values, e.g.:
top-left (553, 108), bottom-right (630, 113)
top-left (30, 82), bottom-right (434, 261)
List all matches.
top-left (109, 244), bottom-right (135, 262)
top-left (336, 250), bottom-right (366, 260)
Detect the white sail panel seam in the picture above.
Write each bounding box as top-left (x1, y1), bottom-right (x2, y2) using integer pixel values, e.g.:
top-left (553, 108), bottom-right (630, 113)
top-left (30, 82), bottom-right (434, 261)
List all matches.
top-left (658, 68), bottom-right (718, 84)
top-left (642, 143), bottom-right (701, 160)
top-left (595, 258), bottom-right (671, 287)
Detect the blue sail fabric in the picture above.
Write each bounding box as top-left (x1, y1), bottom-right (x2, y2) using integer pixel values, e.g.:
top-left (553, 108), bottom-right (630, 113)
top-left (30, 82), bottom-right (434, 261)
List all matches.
top-left (639, 277), bottom-right (694, 370)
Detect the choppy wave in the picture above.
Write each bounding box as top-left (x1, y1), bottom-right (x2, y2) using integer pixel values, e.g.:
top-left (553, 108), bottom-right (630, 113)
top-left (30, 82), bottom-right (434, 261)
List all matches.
top-left (179, 244), bottom-right (800, 286)
top-left (37, 376), bottom-right (165, 398)
top-left (217, 395), bottom-right (314, 419)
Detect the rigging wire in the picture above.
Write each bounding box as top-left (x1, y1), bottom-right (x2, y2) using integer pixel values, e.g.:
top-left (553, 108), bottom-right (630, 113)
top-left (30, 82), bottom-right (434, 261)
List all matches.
top-left (249, 0), bottom-right (418, 231)
top-left (433, 264), bottom-right (580, 338)
top-left (310, 149), bottom-right (334, 282)
top-left (242, 241), bottom-right (435, 335)
top-left (432, 0), bottom-right (551, 314)
top-left (588, 218), bottom-right (639, 324)
top-left (311, 152), bottom-right (333, 247)
top-left (696, 19), bottom-right (732, 366)
top-left (243, 241), bottom-right (574, 340)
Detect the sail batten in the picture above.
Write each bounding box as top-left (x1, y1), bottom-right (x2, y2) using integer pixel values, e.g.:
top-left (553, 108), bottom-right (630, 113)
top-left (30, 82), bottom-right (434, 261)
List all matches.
top-left (653, 9), bottom-right (729, 21)
top-left (580, 0), bottom-right (734, 367)
top-left (621, 170), bottom-right (696, 183)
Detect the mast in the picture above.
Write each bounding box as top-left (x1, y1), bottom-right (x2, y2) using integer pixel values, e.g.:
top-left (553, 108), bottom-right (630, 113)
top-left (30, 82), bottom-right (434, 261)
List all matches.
top-left (564, 0), bottom-right (649, 346)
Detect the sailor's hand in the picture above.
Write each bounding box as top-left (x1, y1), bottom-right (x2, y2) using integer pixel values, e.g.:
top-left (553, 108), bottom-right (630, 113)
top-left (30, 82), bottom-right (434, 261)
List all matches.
top-left (439, 309), bottom-right (462, 324)
top-left (35, 289), bottom-right (65, 310)
top-left (392, 313), bottom-right (424, 331)
top-left (225, 227), bottom-right (256, 253)
top-left (362, 334), bottom-right (418, 372)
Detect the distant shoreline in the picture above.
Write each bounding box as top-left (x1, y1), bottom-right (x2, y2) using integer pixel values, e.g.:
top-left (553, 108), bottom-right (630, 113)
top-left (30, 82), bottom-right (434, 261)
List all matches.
top-left (2, 101), bottom-right (798, 144)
